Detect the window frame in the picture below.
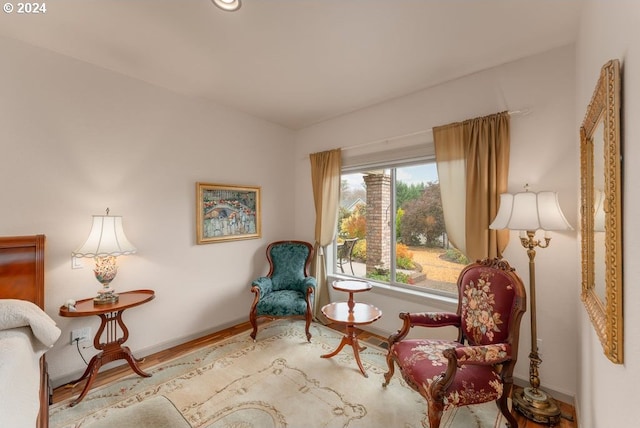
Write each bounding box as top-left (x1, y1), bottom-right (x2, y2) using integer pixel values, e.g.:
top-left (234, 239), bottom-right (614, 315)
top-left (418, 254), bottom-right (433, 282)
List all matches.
top-left (335, 155), bottom-right (460, 298)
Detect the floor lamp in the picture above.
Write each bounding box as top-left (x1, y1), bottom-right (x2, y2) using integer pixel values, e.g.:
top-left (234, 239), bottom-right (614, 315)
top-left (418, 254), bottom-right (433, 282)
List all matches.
top-left (490, 187), bottom-right (573, 425)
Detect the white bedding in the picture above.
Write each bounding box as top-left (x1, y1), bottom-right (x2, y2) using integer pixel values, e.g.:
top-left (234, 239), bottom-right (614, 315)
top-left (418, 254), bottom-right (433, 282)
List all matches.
top-left (0, 299), bottom-right (61, 428)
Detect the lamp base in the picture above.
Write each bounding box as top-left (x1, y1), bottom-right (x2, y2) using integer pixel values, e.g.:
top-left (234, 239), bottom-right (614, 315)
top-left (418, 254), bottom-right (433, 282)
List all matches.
top-left (513, 386), bottom-right (561, 425)
top-left (93, 290), bottom-right (119, 305)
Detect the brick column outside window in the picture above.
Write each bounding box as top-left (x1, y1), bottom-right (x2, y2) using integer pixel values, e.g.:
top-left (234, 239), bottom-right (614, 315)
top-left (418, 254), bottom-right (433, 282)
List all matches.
top-left (363, 173), bottom-right (391, 274)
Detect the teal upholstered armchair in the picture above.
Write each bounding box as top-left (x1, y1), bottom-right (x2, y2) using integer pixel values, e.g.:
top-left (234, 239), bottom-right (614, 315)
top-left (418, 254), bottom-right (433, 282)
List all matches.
top-left (249, 240), bottom-right (316, 341)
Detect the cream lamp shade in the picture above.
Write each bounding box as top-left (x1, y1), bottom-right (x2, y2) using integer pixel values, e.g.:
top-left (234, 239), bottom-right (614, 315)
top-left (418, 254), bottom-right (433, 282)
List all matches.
top-left (489, 191), bottom-right (573, 232)
top-left (72, 215), bottom-right (137, 257)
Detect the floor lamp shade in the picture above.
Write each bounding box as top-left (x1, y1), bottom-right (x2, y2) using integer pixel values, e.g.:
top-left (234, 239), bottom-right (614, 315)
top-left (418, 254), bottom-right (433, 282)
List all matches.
top-left (490, 191), bottom-right (573, 232)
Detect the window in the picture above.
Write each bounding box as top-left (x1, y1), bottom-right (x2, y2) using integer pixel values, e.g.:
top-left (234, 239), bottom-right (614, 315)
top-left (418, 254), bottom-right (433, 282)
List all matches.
top-left (335, 159), bottom-right (468, 295)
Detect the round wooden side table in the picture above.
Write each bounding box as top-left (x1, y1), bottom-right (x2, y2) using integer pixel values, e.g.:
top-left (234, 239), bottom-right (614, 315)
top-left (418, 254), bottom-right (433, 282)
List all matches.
top-left (331, 279), bottom-right (372, 311)
top-left (321, 279), bottom-right (381, 377)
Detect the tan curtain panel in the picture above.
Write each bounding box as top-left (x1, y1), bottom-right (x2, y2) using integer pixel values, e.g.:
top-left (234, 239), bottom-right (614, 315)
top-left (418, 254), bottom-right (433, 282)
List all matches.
top-left (309, 148), bottom-right (342, 323)
top-left (433, 124), bottom-right (467, 255)
top-left (433, 112), bottom-right (510, 260)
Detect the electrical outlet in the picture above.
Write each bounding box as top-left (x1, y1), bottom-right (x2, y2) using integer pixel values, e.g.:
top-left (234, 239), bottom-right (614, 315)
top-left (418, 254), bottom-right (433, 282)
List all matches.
top-left (537, 338), bottom-right (543, 354)
top-left (70, 327), bottom-right (92, 345)
top-left (71, 256), bottom-right (84, 269)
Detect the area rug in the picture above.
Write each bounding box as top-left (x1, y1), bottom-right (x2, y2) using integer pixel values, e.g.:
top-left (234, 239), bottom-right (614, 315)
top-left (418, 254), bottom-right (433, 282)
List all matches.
top-left (50, 320), bottom-right (507, 427)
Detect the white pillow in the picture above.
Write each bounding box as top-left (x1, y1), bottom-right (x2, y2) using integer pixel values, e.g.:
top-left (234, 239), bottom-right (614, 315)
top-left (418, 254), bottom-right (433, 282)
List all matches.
top-left (0, 299), bottom-right (61, 347)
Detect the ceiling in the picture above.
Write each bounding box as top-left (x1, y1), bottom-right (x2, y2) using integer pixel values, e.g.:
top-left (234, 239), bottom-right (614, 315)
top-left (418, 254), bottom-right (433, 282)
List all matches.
top-left (0, 0), bottom-right (584, 130)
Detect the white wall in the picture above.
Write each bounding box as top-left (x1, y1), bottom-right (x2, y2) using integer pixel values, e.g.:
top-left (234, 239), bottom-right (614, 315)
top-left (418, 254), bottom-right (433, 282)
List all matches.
top-left (294, 46), bottom-right (579, 400)
top-left (0, 36), bottom-right (296, 385)
top-left (576, 3), bottom-right (640, 427)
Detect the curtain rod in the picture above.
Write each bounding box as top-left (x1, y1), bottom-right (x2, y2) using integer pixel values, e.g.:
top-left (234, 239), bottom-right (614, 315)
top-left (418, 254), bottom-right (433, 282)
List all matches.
top-left (342, 108), bottom-right (532, 152)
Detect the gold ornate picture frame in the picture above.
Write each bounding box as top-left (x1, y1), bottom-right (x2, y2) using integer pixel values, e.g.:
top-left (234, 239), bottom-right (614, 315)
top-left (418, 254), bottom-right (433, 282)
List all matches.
top-left (580, 59), bottom-right (623, 364)
top-left (196, 182), bottom-right (261, 244)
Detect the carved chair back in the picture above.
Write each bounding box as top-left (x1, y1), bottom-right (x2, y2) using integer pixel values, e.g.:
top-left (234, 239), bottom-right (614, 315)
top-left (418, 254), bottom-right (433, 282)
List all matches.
top-left (266, 240), bottom-right (313, 291)
top-left (457, 258), bottom-right (526, 348)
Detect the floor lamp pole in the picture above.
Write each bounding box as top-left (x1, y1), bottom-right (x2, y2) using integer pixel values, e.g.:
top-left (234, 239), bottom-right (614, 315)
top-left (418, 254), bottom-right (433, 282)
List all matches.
top-left (511, 230), bottom-right (561, 425)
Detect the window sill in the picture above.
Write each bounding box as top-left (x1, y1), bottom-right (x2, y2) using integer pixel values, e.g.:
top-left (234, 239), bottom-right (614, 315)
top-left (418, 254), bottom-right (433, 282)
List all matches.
top-left (327, 273), bottom-right (458, 310)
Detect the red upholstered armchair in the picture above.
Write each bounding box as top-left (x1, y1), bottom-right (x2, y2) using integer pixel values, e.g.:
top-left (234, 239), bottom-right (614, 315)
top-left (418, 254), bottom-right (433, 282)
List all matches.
top-left (383, 258), bottom-right (526, 428)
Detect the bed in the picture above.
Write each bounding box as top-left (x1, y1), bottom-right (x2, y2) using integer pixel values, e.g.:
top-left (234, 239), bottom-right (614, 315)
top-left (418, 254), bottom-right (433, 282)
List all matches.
top-left (0, 235), bottom-right (61, 428)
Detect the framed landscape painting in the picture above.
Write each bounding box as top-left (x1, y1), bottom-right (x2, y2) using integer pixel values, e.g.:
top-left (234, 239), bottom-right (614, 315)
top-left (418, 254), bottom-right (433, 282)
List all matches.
top-left (196, 182), bottom-right (261, 244)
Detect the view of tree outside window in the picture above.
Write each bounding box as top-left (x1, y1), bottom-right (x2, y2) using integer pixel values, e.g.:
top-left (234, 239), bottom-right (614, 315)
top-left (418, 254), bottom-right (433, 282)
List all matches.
top-left (336, 162), bottom-right (468, 295)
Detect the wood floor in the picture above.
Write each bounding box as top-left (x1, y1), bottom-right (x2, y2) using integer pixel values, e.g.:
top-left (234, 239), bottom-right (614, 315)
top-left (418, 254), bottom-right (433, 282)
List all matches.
top-left (52, 321), bottom-right (577, 427)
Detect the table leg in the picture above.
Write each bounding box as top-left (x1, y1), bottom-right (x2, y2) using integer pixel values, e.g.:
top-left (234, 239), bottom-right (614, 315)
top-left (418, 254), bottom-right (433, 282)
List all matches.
top-left (66, 353), bottom-right (101, 406)
top-left (121, 345), bottom-right (151, 378)
top-left (347, 292), bottom-right (355, 312)
top-left (321, 335), bottom-right (349, 359)
top-left (320, 323), bottom-right (369, 377)
top-left (67, 310), bottom-right (151, 406)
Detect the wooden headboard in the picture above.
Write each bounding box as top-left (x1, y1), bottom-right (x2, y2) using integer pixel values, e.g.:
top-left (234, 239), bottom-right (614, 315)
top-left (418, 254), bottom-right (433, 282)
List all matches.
top-left (0, 235), bottom-right (49, 428)
top-left (0, 235), bottom-right (46, 308)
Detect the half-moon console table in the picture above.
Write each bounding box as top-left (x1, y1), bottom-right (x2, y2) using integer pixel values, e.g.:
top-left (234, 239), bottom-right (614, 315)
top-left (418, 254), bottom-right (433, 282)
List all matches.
top-left (59, 289), bottom-right (155, 406)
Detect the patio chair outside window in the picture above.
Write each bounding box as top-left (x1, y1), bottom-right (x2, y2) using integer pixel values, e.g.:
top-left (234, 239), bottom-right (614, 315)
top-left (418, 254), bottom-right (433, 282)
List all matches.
top-left (337, 237), bottom-right (358, 275)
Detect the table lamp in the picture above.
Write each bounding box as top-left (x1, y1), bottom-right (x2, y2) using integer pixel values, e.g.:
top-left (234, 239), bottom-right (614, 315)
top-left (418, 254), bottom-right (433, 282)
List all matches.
top-left (489, 186), bottom-right (572, 425)
top-left (72, 208), bottom-right (137, 304)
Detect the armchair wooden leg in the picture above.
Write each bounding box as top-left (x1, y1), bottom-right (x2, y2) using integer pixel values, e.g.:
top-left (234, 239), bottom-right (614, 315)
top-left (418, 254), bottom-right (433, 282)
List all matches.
top-left (498, 389), bottom-right (517, 428)
top-left (427, 401), bottom-right (444, 428)
top-left (249, 311), bottom-right (258, 341)
top-left (305, 311), bottom-right (312, 342)
top-left (382, 351), bottom-right (395, 387)
top-left (249, 289), bottom-right (260, 341)
top-left (304, 289), bottom-right (313, 342)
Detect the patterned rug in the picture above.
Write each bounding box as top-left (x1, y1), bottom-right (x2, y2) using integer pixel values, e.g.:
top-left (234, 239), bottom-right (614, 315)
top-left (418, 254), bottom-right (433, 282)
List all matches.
top-left (50, 320), bottom-right (506, 427)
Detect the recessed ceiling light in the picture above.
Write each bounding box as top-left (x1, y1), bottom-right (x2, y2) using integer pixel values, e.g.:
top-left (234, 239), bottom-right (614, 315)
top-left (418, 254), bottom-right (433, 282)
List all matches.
top-left (212, 0), bottom-right (241, 12)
